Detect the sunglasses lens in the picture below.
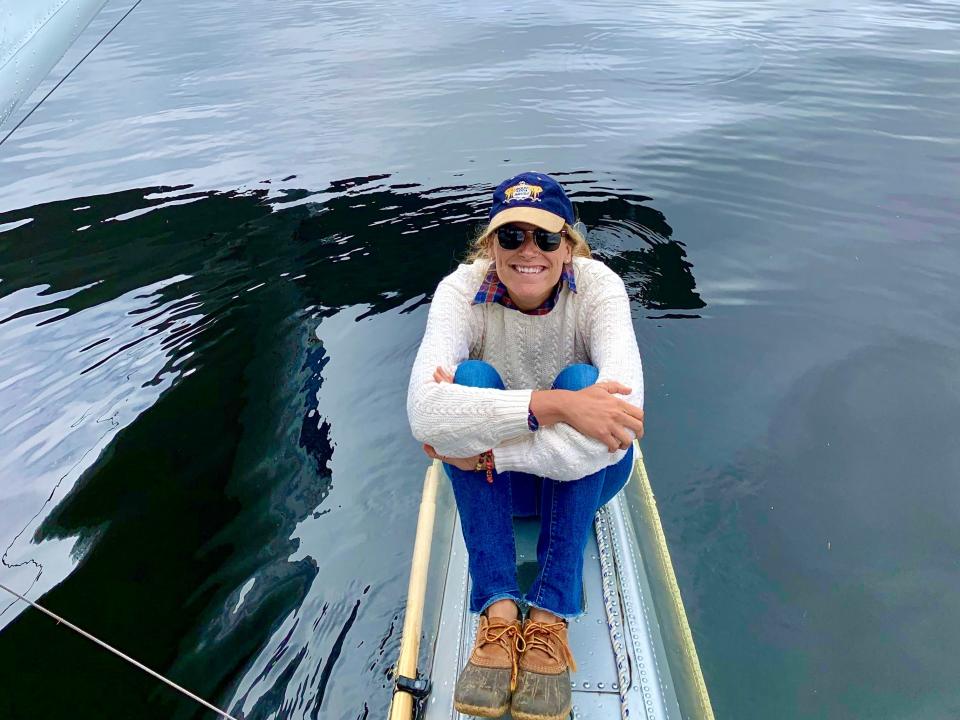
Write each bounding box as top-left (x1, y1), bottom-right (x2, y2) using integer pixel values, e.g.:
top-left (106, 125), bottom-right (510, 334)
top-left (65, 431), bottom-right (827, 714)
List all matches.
top-left (535, 230), bottom-right (562, 251)
top-left (496, 227), bottom-right (524, 249)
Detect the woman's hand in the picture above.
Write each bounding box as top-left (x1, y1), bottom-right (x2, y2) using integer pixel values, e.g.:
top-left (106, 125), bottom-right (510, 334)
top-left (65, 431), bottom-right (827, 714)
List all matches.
top-left (433, 366), bottom-right (454, 384)
top-left (423, 443), bottom-right (480, 471)
top-left (564, 382), bottom-right (645, 452)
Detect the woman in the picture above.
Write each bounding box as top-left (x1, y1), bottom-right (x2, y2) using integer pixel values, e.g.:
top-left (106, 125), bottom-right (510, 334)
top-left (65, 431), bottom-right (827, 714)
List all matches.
top-left (406, 172), bottom-right (645, 720)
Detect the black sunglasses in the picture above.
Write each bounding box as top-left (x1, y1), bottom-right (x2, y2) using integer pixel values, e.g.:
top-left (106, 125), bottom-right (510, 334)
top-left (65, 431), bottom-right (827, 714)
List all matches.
top-left (496, 225), bottom-right (565, 252)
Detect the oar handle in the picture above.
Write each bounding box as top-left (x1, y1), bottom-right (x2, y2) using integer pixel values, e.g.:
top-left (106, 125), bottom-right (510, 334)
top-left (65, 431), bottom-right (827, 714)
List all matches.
top-left (388, 461), bottom-right (441, 720)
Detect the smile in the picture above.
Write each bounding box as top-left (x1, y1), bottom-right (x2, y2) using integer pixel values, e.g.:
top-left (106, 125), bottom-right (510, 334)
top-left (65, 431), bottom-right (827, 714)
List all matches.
top-left (511, 265), bottom-right (546, 275)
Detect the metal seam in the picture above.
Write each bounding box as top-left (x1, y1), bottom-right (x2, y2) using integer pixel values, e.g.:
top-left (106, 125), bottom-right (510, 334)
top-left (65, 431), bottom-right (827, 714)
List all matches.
top-left (594, 507), bottom-right (631, 720)
top-left (608, 496), bottom-right (657, 719)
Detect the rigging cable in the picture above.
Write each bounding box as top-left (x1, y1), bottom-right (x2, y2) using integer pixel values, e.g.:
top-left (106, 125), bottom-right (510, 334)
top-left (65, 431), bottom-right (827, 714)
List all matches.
top-left (0, 580), bottom-right (238, 720)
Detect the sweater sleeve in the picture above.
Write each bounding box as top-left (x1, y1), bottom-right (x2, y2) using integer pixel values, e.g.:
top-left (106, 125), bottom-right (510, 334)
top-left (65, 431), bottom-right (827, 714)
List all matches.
top-left (406, 275), bottom-right (532, 457)
top-left (492, 272), bottom-right (644, 481)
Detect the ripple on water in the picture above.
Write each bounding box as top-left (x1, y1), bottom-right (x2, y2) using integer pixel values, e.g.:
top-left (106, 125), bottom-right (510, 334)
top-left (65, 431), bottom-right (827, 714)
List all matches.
top-left (555, 23), bottom-right (766, 88)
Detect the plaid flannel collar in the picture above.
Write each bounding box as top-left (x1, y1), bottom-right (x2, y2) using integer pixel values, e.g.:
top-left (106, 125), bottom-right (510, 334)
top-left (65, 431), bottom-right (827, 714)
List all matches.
top-left (472, 262), bottom-right (577, 315)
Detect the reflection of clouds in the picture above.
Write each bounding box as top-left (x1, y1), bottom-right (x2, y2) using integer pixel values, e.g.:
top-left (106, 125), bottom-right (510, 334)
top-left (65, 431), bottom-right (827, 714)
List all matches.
top-left (0, 0), bottom-right (782, 209)
top-left (694, 277), bottom-right (787, 307)
top-left (0, 275), bottom-right (198, 628)
top-left (3, 0), bottom-right (955, 216)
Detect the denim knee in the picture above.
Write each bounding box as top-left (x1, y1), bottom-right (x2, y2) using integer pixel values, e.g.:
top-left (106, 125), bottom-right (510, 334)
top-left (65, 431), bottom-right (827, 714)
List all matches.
top-left (551, 363), bottom-right (599, 391)
top-left (453, 360), bottom-right (505, 389)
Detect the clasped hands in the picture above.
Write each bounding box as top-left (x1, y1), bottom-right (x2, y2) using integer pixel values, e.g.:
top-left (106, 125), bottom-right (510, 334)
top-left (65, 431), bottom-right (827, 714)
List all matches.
top-left (421, 366), bottom-right (645, 467)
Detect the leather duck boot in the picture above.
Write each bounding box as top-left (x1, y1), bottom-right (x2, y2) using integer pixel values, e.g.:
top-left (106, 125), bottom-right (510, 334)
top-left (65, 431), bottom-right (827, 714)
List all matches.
top-left (510, 617), bottom-right (577, 720)
top-left (453, 612), bottom-right (524, 718)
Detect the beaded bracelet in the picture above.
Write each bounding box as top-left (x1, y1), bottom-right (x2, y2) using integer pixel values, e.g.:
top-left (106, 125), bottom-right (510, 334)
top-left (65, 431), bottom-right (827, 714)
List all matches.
top-left (474, 450), bottom-right (495, 483)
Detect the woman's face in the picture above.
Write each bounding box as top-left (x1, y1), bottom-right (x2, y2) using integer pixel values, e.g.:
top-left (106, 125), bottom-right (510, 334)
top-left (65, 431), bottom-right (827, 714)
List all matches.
top-left (491, 222), bottom-right (573, 311)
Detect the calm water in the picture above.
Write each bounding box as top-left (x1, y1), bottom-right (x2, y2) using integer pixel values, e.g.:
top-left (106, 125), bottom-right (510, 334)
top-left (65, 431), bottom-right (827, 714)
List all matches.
top-left (1, 1), bottom-right (959, 718)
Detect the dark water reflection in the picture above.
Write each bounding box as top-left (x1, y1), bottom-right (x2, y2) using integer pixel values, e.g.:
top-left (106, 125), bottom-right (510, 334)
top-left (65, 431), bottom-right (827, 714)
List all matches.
top-left (0, 178), bottom-right (699, 718)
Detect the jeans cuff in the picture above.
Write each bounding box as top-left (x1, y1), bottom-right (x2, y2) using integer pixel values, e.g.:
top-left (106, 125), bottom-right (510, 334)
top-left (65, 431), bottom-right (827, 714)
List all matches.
top-left (523, 597), bottom-right (586, 621)
top-left (475, 591), bottom-right (523, 617)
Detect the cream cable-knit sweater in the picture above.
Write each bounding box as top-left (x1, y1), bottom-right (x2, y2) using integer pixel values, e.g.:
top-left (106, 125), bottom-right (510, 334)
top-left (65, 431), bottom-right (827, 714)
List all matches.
top-left (406, 256), bottom-right (644, 481)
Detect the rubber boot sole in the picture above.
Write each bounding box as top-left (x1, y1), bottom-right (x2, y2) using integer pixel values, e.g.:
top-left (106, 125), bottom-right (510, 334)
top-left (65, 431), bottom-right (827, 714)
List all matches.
top-left (511, 707), bottom-right (571, 720)
top-left (453, 699), bottom-right (511, 718)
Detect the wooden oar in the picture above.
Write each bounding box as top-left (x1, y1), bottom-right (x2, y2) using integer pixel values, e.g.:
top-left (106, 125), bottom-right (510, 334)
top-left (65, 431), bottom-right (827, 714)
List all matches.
top-left (389, 460), bottom-right (442, 719)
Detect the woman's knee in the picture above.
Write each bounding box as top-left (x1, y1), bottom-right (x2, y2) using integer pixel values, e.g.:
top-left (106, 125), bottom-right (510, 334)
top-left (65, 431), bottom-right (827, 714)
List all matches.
top-left (454, 360), bottom-right (505, 389)
top-left (551, 363), bottom-right (599, 391)
top-left (598, 445), bottom-right (633, 507)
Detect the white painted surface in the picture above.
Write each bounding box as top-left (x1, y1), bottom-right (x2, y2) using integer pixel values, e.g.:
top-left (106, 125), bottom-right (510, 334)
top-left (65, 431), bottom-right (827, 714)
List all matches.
top-left (0, 0), bottom-right (108, 128)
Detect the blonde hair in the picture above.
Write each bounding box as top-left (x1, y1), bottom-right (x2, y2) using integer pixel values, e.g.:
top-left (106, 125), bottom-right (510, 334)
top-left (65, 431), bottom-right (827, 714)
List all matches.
top-left (464, 221), bottom-right (591, 264)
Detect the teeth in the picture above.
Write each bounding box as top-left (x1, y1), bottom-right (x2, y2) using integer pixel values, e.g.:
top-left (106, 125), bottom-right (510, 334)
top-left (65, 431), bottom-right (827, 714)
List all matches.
top-left (513, 266), bottom-right (544, 274)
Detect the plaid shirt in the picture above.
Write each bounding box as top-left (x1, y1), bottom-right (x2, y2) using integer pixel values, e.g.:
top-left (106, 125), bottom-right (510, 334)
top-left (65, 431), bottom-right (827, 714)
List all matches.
top-left (472, 263), bottom-right (577, 315)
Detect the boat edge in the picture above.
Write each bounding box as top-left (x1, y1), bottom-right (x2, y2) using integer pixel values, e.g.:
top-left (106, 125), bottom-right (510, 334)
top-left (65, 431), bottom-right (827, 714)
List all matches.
top-left (632, 444), bottom-right (715, 720)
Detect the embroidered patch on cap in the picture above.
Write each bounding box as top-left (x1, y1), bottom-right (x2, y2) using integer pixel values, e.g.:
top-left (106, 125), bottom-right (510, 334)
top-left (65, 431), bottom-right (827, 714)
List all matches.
top-left (504, 181), bottom-right (543, 203)
top-left (488, 172), bottom-right (575, 226)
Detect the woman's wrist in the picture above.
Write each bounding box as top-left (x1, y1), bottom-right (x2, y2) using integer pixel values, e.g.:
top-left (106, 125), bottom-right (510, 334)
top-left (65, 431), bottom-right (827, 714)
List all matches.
top-left (529, 389), bottom-right (570, 427)
top-left (474, 450), bottom-right (495, 483)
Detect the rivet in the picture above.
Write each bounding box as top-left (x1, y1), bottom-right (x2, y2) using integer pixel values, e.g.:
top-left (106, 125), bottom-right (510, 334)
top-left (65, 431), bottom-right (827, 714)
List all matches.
top-left (597, 682), bottom-right (605, 689)
top-left (583, 682), bottom-right (591, 689)
top-left (612, 683), bottom-right (619, 690)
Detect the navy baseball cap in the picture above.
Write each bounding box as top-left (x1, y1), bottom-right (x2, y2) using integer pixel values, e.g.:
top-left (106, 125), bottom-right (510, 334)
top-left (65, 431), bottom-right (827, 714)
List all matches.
top-left (488, 172), bottom-right (575, 234)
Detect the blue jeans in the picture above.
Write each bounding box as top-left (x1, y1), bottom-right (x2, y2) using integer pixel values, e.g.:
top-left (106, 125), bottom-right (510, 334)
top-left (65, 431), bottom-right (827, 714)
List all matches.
top-left (443, 361), bottom-right (634, 618)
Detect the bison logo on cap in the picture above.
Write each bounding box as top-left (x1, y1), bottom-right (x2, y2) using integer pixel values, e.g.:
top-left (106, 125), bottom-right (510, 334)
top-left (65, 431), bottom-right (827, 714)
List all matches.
top-left (504, 181), bottom-right (543, 203)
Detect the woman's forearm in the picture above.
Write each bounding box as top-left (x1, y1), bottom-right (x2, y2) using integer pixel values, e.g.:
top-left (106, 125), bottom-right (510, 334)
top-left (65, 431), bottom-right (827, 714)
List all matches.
top-left (408, 381), bottom-right (532, 456)
top-left (529, 389), bottom-right (572, 427)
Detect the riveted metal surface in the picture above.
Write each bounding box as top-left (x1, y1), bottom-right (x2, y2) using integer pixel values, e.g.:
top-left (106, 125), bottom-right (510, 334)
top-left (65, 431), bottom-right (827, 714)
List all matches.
top-left (570, 692), bottom-right (623, 719)
top-left (607, 493), bottom-right (683, 720)
top-left (594, 506), bottom-right (632, 719)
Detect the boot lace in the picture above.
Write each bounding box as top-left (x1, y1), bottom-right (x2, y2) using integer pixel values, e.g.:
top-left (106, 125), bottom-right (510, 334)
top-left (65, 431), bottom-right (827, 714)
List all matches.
top-left (521, 620), bottom-right (577, 673)
top-left (479, 619), bottom-right (525, 690)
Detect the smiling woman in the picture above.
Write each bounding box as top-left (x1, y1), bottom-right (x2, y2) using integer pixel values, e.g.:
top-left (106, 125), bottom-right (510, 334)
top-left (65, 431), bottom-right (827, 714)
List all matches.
top-left (406, 172), bottom-right (646, 719)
